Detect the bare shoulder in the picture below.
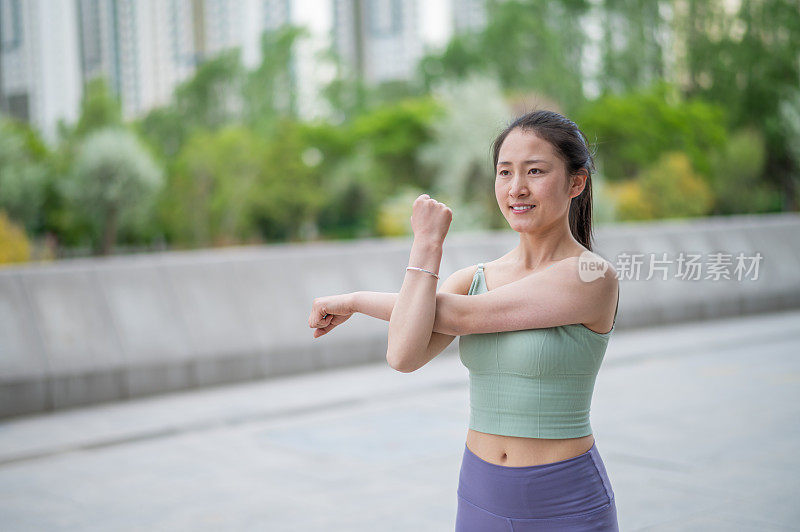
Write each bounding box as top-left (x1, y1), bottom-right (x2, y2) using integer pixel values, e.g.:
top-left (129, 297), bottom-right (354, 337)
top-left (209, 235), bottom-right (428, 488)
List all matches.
top-left (554, 253), bottom-right (618, 293)
top-left (438, 264), bottom-right (480, 295)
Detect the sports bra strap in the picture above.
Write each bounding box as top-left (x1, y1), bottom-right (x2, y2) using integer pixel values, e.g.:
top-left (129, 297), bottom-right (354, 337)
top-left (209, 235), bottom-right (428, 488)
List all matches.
top-left (477, 263), bottom-right (484, 270)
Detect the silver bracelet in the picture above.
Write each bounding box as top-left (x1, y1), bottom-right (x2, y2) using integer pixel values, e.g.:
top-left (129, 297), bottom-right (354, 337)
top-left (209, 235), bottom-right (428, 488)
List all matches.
top-left (406, 266), bottom-right (440, 279)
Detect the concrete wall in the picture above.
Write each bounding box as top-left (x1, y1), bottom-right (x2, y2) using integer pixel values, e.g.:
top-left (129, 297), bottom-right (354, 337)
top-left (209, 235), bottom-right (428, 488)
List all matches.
top-left (2, 213), bottom-right (798, 419)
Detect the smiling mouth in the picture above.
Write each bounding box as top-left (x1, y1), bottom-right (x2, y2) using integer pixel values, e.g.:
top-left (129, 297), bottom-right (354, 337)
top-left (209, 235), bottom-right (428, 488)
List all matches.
top-left (510, 205), bottom-right (535, 213)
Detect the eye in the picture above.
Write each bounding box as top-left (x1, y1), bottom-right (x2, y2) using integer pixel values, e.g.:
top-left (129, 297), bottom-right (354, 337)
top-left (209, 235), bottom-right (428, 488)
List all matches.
top-left (529, 168), bottom-right (541, 175)
top-left (498, 169), bottom-right (510, 176)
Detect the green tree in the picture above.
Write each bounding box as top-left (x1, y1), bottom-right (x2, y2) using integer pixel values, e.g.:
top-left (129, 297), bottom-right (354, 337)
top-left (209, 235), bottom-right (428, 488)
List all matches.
top-left (161, 122), bottom-right (324, 246)
top-left (73, 77), bottom-right (122, 138)
top-left (251, 120), bottom-right (326, 241)
top-left (709, 128), bottom-right (780, 215)
top-left (243, 25), bottom-right (307, 132)
top-left (161, 126), bottom-right (265, 246)
top-left (419, 0), bottom-right (592, 113)
top-left (577, 82), bottom-right (728, 180)
top-left (350, 96), bottom-right (441, 193)
top-left (417, 32), bottom-right (488, 92)
top-left (137, 49), bottom-right (245, 163)
top-left (0, 117), bottom-right (49, 233)
top-left (418, 76), bottom-right (512, 231)
top-left (674, 0), bottom-right (800, 210)
top-left (778, 88), bottom-right (800, 210)
top-left (597, 0), bottom-right (668, 95)
top-left (614, 151), bottom-right (714, 220)
top-left (174, 49), bottom-right (244, 131)
top-left (63, 128), bottom-right (163, 255)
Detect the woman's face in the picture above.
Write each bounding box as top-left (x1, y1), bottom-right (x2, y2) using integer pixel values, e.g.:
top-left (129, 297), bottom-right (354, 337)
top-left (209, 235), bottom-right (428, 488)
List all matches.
top-left (494, 128), bottom-right (584, 233)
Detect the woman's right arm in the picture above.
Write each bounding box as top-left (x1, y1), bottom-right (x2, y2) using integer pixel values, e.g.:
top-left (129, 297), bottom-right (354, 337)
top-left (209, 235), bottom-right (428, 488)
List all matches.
top-left (352, 265), bottom-right (475, 372)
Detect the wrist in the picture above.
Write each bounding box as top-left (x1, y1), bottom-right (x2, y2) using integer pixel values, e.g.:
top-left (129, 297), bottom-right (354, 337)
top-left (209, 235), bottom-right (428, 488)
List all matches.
top-left (412, 236), bottom-right (444, 250)
top-left (408, 239), bottom-right (443, 275)
top-left (348, 291), bottom-right (362, 314)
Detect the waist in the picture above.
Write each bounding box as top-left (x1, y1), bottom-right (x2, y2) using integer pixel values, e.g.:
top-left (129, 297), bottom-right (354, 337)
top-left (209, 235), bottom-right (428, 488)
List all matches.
top-left (466, 429), bottom-right (595, 467)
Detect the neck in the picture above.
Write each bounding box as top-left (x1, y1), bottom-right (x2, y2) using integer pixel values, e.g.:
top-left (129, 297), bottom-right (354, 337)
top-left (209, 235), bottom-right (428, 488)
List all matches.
top-left (513, 215), bottom-right (578, 270)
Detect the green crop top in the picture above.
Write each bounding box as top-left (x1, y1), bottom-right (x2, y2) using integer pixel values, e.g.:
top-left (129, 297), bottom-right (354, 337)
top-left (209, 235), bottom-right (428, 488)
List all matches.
top-left (458, 262), bottom-right (618, 439)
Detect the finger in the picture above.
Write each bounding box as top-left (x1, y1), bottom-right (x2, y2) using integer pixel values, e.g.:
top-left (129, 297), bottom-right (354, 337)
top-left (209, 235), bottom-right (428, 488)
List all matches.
top-left (312, 313), bottom-right (333, 328)
top-left (314, 323), bottom-right (333, 337)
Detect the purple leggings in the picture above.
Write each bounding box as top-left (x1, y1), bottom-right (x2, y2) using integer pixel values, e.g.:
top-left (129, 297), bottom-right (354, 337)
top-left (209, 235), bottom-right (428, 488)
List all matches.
top-left (455, 440), bottom-right (619, 531)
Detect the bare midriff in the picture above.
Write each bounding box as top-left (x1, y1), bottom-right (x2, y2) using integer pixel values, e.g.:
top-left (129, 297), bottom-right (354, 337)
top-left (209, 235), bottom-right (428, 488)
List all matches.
top-left (465, 429), bottom-right (595, 467)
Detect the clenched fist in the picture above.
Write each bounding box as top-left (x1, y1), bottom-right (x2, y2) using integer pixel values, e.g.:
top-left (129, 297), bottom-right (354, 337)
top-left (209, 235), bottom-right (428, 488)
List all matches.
top-left (411, 194), bottom-right (452, 245)
top-left (308, 293), bottom-right (355, 338)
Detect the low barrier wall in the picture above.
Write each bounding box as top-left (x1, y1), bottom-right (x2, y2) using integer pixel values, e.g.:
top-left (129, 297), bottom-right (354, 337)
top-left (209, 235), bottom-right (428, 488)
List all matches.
top-left (1, 212), bottom-right (798, 418)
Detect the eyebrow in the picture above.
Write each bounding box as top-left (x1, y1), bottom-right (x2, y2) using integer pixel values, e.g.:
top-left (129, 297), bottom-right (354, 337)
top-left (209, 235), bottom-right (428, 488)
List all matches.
top-left (497, 159), bottom-right (550, 167)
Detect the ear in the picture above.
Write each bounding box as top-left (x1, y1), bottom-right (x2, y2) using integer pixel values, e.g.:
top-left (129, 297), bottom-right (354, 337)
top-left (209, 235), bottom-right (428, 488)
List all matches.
top-left (568, 168), bottom-right (589, 199)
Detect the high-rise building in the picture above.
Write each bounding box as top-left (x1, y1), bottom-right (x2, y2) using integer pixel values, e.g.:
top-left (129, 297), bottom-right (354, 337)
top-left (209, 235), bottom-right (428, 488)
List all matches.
top-left (76, 0), bottom-right (210, 119)
top-left (332, 0), bottom-right (422, 83)
top-left (1, 0), bottom-right (342, 139)
top-left (0, 0), bottom-right (82, 142)
top-left (451, 0), bottom-right (487, 35)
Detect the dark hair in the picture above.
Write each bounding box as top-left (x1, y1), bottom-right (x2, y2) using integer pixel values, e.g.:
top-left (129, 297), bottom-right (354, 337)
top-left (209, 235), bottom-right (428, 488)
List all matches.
top-left (492, 109), bottom-right (597, 251)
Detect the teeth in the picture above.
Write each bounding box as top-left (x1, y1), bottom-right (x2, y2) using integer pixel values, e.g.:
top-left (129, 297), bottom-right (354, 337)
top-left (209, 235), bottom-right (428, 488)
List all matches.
top-left (512, 205), bottom-right (533, 211)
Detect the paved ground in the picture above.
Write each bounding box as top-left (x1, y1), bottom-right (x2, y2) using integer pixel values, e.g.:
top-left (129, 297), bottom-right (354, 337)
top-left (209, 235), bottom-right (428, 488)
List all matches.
top-left (1, 309), bottom-right (799, 531)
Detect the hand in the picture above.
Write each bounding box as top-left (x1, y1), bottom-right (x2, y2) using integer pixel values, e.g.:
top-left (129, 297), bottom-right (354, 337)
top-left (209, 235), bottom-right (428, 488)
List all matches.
top-left (308, 293), bottom-right (356, 338)
top-left (410, 194), bottom-right (452, 245)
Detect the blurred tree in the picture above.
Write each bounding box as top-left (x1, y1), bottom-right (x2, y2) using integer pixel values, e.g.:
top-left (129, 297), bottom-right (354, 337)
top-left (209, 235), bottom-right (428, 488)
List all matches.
top-left (0, 117), bottom-right (49, 234)
top-left (611, 179), bottom-right (653, 220)
top-left (597, 0), bottom-right (668, 94)
top-left (140, 49), bottom-right (245, 162)
top-left (161, 126), bottom-right (264, 246)
top-left (309, 97), bottom-right (441, 239)
top-left (419, 76), bottom-right (512, 231)
top-left (376, 185), bottom-right (425, 237)
top-left (63, 128), bottom-right (163, 255)
top-left (320, 45), bottom-right (371, 122)
top-left (136, 106), bottom-right (185, 160)
top-left (243, 25), bottom-right (307, 133)
top-left (778, 88), bottom-right (800, 210)
top-left (46, 77), bottom-right (126, 249)
top-left (709, 128), bottom-right (780, 215)
top-left (577, 81), bottom-right (728, 180)
top-left (174, 48), bottom-right (244, 131)
top-left (485, 0), bottom-right (591, 113)
top-left (613, 151), bottom-right (713, 220)
top-left (314, 142), bottom-right (390, 240)
top-left (251, 120), bottom-right (326, 241)
top-left (591, 172), bottom-right (618, 225)
top-left (0, 210), bottom-right (31, 264)
top-left (162, 122), bottom-right (324, 246)
top-left (674, 0), bottom-right (800, 210)
top-left (73, 77), bottom-right (122, 138)
top-left (420, 0), bottom-right (591, 114)
top-left (417, 32), bottom-right (488, 91)
top-left (350, 96), bottom-right (441, 193)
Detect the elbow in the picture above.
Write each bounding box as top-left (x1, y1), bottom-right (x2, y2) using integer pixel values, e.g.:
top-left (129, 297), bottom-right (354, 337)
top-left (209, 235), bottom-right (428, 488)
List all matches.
top-left (386, 351), bottom-right (416, 373)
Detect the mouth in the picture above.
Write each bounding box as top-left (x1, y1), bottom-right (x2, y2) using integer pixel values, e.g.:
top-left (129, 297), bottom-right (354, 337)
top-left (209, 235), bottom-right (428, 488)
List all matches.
top-left (510, 204), bottom-right (535, 214)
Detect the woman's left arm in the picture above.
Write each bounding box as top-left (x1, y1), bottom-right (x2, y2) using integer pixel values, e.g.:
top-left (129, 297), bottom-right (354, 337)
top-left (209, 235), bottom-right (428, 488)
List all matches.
top-left (386, 194), bottom-right (452, 370)
top-left (436, 256), bottom-right (618, 336)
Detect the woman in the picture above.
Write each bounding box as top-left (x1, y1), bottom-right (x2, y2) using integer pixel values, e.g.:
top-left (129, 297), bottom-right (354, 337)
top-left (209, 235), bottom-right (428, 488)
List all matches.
top-left (308, 110), bottom-right (620, 531)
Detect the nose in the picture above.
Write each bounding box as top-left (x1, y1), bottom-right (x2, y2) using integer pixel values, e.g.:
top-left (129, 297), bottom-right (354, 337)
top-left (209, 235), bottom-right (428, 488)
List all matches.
top-left (508, 171), bottom-right (530, 198)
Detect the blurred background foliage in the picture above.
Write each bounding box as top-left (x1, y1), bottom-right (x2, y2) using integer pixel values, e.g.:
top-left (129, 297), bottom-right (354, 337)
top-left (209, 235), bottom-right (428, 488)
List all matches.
top-left (1, 0), bottom-right (799, 263)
